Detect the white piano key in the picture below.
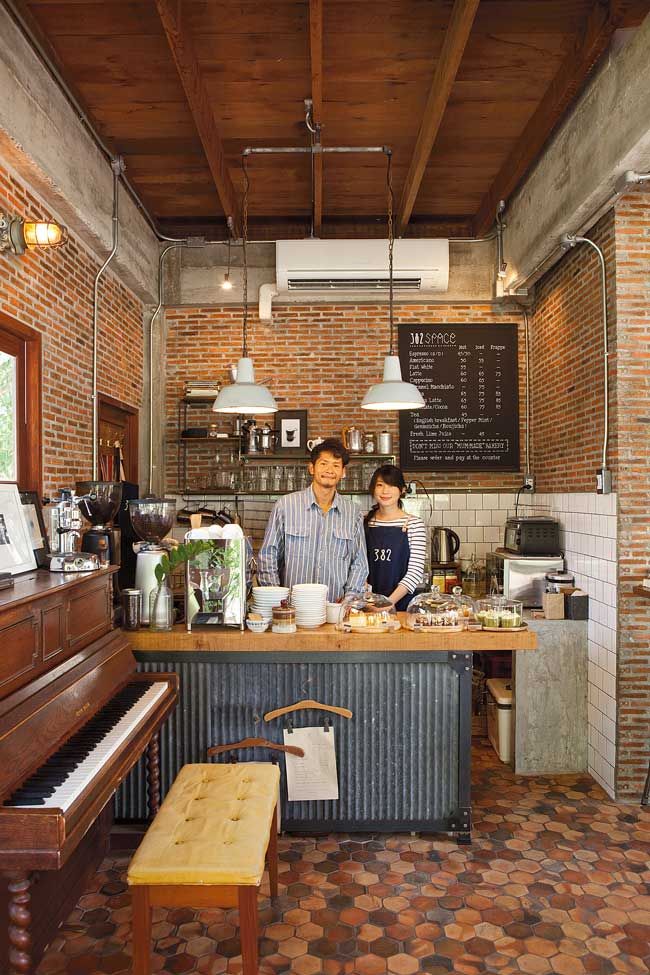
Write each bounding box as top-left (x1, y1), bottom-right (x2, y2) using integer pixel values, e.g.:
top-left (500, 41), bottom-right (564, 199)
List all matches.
top-left (15, 683), bottom-right (168, 811)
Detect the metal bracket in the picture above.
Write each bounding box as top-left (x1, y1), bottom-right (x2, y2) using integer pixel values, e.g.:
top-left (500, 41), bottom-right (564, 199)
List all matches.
top-left (284, 719), bottom-right (293, 734)
top-left (446, 806), bottom-right (471, 832)
top-left (447, 652), bottom-right (472, 675)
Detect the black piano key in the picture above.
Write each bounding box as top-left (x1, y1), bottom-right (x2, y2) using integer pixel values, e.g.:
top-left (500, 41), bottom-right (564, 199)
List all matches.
top-left (3, 681), bottom-right (154, 807)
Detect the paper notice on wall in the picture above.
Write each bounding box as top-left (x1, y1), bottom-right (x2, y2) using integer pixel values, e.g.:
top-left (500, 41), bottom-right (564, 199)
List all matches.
top-left (283, 727), bottom-right (339, 801)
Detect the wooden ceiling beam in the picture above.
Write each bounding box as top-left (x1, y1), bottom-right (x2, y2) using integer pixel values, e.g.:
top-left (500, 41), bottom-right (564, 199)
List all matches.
top-left (309, 0), bottom-right (323, 236)
top-left (154, 0), bottom-right (240, 234)
top-left (397, 0), bottom-right (480, 237)
top-left (472, 0), bottom-right (648, 236)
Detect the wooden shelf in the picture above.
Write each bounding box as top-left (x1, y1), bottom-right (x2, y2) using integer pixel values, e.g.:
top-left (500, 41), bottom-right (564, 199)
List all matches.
top-left (178, 436), bottom-right (238, 443)
top-left (632, 586), bottom-right (650, 599)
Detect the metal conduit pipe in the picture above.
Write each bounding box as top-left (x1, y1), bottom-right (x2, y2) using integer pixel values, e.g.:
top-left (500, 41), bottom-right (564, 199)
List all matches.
top-left (561, 234), bottom-right (611, 493)
top-left (147, 242), bottom-right (186, 496)
top-left (522, 308), bottom-right (531, 479)
top-left (92, 158), bottom-right (123, 478)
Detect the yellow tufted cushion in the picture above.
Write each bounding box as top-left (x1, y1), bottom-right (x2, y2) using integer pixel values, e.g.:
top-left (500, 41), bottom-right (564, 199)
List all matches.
top-left (127, 763), bottom-right (280, 887)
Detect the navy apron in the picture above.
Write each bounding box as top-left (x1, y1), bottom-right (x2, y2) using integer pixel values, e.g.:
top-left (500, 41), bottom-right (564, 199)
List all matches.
top-left (366, 522), bottom-right (412, 611)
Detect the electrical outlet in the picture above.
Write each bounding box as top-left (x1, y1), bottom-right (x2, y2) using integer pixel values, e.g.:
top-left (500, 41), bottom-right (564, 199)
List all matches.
top-left (523, 475), bottom-right (535, 491)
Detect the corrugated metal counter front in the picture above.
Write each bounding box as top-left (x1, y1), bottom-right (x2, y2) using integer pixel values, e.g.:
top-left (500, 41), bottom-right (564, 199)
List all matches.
top-left (119, 622), bottom-right (535, 841)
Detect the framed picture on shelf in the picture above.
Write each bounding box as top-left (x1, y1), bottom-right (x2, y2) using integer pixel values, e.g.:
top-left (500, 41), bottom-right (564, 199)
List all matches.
top-left (275, 410), bottom-right (308, 454)
top-left (20, 490), bottom-right (50, 568)
top-left (0, 484), bottom-right (37, 575)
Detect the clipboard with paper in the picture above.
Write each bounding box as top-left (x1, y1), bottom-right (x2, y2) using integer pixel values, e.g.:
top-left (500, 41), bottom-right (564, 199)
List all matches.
top-left (264, 699), bottom-right (353, 803)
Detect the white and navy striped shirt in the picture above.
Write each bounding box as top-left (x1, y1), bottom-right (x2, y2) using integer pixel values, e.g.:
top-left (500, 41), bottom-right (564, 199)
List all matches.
top-left (366, 515), bottom-right (427, 593)
top-left (258, 486), bottom-right (369, 601)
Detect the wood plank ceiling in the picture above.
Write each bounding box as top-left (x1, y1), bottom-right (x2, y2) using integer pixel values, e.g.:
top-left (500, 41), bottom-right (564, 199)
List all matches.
top-left (18, 0), bottom-right (650, 240)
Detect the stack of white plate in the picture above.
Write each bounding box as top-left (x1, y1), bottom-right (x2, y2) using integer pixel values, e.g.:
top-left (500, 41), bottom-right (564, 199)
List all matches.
top-left (291, 583), bottom-right (328, 628)
top-left (251, 586), bottom-right (290, 621)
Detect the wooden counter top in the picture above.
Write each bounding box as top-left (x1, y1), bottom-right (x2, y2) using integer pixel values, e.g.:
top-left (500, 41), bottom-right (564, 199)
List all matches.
top-left (128, 615), bottom-right (536, 653)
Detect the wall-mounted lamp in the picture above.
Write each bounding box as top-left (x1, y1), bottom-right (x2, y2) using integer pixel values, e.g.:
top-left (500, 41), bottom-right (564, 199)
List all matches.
top-left (0, 213), bottom-right (68, 255)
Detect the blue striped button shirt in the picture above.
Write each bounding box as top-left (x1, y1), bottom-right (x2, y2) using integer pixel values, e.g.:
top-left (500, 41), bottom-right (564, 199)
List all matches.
top-left (257, 487), bottom-right (369, 601)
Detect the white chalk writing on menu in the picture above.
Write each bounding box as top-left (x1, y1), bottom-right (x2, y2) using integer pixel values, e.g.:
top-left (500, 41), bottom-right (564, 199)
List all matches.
top-left (398, 323), bottom-right (519, 471)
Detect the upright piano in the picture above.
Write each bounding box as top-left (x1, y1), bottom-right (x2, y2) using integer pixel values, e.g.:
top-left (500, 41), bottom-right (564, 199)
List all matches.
top-left (0, 568), bottom-right (178, 975)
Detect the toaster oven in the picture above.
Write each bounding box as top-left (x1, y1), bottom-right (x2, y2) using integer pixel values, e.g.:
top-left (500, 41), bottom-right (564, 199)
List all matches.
top-left (504, 516), bottom-right (561, 556)
top-left (486, 551), bottom-right (565, 607)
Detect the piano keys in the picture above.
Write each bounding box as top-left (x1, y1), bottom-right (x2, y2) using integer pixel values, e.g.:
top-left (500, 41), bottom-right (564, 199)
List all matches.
top-left (0, 569), bottom-right (178, 975)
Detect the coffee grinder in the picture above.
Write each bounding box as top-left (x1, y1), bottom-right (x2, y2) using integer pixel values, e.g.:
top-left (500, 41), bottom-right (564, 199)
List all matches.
top-left (76, 481), bottom-right (123, 567)
top-left (128, 498), bottom-right (176, 623)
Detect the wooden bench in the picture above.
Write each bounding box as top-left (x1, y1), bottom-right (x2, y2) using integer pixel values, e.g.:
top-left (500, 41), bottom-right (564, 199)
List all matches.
top-left (127, 763), bottom-right (280, 975)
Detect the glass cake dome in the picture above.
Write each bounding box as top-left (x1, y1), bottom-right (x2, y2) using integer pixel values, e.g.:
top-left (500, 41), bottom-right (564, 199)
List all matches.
top-left (475, 596), bottom-right (523, 630)
top-left (405, 585), bottom-right (476, 631)
top-left (336, 590), bottom-right (399, 633)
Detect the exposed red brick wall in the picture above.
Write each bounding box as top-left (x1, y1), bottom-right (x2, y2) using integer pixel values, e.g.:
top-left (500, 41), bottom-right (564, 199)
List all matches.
top-left (164, 304), bottom-right (528, 494)
top-left (0, 162), bottom-right (144, 494)
top-left (614, 188), bottom-right (650, 800)
top-left (529, 211), bottom-right (617, 493)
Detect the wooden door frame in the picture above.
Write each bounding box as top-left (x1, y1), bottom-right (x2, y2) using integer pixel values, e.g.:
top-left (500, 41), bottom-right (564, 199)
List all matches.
top-left (97, 393), bottom-right (139, 484)
top-left (0, 312), bottom-right (42, 496)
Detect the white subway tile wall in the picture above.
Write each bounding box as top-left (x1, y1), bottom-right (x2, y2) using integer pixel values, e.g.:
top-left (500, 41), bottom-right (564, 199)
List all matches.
top-left (169, 486), bottom-right (616, 796)
top-left (519, 491), bottom-right (618, 797)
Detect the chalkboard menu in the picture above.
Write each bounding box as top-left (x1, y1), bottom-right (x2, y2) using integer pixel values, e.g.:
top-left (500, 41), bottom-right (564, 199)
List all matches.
top-left (398, 323), bottom-right (520, 471)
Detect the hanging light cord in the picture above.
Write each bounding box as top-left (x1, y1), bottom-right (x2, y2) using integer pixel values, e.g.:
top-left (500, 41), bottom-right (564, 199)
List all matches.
top-left (241, 155), bottom-right (250, 357)
top-left (386, 149), bottom-right (395, 355)
top-left (225, 235), bottom-right (231, 282)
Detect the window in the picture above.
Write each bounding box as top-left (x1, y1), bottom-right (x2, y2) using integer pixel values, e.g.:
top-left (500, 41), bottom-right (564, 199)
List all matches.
top-left (0, 346), bottom-right (17, 481)
top-left (0, 314), bottom-right (42, 494)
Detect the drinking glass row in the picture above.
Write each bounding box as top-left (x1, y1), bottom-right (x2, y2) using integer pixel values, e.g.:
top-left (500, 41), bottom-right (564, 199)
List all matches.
top-left (190, 462), bottom-right (379, 494)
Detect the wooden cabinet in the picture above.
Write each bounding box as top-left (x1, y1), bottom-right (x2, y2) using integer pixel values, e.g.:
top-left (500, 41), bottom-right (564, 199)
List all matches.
top-left (0, 569), bottom-right (114, 697)
top-left (0, 605), bottom-right (39, 692)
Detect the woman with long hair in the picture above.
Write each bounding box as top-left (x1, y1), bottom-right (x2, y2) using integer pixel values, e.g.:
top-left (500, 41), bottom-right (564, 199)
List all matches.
top-left (364, 464), bottom-right (426, 610)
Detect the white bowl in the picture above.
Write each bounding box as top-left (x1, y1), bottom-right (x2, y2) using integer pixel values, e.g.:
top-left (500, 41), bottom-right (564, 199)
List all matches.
top-left (246, 617), bottom-right (270, 633)
top-left (292, 583), bottom-right (328, 593)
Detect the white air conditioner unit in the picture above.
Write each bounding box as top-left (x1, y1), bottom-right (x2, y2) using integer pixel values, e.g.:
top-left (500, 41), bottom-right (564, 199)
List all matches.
top-left (275, 238), bottom-right (449, 293)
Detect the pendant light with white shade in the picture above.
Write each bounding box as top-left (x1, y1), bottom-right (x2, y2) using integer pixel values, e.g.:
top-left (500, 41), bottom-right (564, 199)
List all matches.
top-left (361, 152), bottom-right (425, 412)
top-left (213, 158), bottom-right (277, 415)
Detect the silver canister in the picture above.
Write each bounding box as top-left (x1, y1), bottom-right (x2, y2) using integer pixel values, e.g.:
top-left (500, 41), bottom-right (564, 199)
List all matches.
top-left (122, 588), bottom-right (142, 630)
top-left (377, 430), bottom-right (393, 454)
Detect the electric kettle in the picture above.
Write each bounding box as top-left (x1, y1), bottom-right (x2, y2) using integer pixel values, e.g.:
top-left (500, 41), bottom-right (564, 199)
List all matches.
top-left (431, 527), bottom-right (461, 564)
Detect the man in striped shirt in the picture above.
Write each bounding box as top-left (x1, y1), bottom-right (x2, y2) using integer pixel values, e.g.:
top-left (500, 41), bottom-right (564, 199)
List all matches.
top-left (258, 438), bottom-right (369, 601)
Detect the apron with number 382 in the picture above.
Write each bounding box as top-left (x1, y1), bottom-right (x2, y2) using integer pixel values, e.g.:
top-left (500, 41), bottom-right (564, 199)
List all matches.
top-left (366, 522), bottom-right (411, 611)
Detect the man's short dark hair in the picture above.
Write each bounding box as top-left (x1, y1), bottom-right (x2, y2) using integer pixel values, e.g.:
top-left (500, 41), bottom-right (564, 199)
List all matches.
top-left (310, 438), bottom-right (350, 467)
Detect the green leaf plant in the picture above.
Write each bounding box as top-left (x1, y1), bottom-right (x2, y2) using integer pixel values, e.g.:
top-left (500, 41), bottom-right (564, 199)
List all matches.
top-left (154, 539), bottom-right (216, 586)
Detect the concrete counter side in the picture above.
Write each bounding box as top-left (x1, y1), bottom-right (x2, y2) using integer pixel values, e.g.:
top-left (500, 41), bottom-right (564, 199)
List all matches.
top-left (127, 615), bottom-right (537, 654)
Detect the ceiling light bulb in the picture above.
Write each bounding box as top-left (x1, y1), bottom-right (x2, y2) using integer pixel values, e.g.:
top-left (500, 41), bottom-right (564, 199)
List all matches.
top-left (221, 274), bottom-right (233, 291)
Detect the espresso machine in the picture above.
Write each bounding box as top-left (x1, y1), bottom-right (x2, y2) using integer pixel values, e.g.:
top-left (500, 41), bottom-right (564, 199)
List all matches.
top-left (128, 498), bottom-right (176, 622)
top-left (76, 481), bottom-right (123, 566)
top-left (47, 490), bottom-right (99, 572)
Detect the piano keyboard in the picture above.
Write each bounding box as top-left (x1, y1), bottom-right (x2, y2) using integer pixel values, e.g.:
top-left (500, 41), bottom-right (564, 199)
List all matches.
top-left (4, 681), bottom-right (168, 811)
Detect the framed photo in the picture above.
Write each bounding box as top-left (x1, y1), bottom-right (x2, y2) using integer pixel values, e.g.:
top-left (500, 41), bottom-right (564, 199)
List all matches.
top-left (20, 490), bottom-right (50, 568)
top-left (0, 484), bottom-right (37, 574)
top-left (275, 410), bottom-right (308, 454)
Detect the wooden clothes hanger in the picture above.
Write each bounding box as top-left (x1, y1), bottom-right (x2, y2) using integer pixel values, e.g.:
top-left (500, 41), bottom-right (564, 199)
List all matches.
top-left (264, 700), bottom-right (353, 723)
top-left (207, 737), bottom-right (305, 758)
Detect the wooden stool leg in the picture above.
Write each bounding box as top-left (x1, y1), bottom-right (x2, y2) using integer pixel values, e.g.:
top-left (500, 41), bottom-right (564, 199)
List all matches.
top-left (131, 886), bottom-right (151, 975)
top-left (267, 804), bottom-right (279, 899)
top-left (238, 886), bottom-right (259, 975)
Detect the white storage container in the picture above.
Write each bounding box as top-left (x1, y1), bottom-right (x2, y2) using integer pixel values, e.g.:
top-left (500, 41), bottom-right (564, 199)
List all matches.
top-left (486, 677), bottom-right (512, 763)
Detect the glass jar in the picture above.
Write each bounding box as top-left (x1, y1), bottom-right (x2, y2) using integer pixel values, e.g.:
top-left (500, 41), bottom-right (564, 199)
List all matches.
top-left (461, 556), bottom-right (484, 598)
top-left (336, 590), bottom-right (398, 633)
top-left (272, 601), bottom-right (296, 634)
top-left (149, 580), bottom-right (174, 631)
top-left (475, 596), bottom-right (524, 630)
